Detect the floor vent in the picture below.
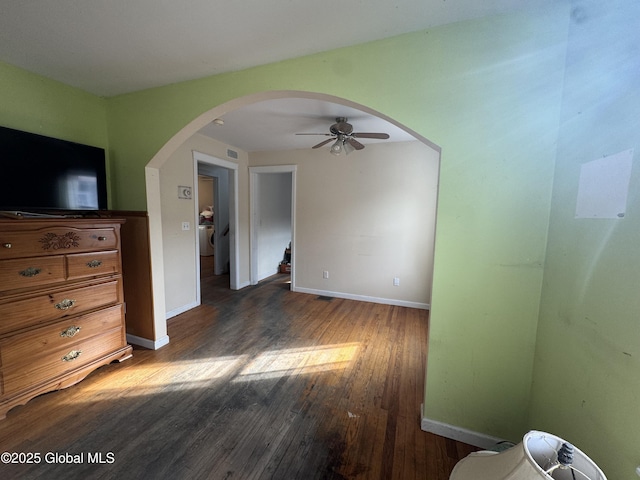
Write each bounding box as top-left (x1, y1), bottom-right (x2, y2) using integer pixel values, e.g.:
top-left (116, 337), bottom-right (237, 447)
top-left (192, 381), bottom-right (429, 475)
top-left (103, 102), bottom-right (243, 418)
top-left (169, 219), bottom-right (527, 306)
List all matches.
top-left (317, 295), bottom-right (333, 301)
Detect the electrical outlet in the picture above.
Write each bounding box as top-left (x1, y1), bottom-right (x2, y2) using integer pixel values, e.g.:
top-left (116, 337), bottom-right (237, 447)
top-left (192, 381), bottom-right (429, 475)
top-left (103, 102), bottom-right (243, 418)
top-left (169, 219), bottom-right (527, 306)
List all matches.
top-left (182, 221), bottom-right (190, 231)
top-left (323, 271), bottom-right (329, 279)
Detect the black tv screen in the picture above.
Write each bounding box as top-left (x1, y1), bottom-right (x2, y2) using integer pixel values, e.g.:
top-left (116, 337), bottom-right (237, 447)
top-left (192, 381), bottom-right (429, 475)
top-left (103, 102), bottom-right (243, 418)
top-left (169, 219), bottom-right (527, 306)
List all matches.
top-left (0, 126), bottom-right (108, 213)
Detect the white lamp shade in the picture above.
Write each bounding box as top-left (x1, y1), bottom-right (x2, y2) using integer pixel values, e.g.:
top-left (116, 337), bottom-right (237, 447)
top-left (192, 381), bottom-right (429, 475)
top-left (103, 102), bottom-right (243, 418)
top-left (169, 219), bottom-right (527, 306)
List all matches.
top-left (450, 431), bottom-right (607, 480)
top-left (329, 139), bottom-right (342, 155)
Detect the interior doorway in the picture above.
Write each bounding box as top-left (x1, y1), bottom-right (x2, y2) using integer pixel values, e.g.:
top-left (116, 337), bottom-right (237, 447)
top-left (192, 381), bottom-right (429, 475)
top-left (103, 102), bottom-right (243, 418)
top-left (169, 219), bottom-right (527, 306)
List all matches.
top-left (193, 151), bottom-right (239, 305)
top-left (249, 165), bottom-right (297, 286)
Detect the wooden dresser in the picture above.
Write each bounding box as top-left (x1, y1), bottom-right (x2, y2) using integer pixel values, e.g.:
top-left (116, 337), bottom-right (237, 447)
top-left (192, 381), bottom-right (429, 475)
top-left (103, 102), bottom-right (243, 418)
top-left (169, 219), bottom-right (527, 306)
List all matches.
top-left (0, 218), bottom-right (133, 419)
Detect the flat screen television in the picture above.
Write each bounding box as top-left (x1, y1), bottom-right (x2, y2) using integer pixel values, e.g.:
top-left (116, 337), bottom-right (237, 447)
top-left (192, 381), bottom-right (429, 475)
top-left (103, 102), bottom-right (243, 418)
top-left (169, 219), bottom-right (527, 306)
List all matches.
top-left (0, 125), bottom-right (108, 215)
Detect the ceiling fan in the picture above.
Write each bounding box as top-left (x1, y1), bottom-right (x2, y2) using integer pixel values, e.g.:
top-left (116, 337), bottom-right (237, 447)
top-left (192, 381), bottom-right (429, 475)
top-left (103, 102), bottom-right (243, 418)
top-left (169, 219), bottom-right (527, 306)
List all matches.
top-left (296, 117), bottom-right (390, 155)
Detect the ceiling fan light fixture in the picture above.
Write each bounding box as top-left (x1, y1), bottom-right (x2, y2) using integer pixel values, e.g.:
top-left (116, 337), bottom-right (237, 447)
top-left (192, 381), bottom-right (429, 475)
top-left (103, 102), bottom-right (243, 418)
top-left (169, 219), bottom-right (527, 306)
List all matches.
top-left (343, 140), bottom-right (355, 155)
top-left (297, 117), bottom-right (389, 155)
top-left (330, 137), bottom-right (343, 156)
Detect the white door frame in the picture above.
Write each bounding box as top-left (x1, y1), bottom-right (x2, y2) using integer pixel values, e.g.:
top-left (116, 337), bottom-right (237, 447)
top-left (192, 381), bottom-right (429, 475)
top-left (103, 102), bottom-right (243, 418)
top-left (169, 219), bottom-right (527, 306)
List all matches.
top-left (249, 165), bottom-right (297, 288)
top-left (193, 151), bottom-right (240, 303)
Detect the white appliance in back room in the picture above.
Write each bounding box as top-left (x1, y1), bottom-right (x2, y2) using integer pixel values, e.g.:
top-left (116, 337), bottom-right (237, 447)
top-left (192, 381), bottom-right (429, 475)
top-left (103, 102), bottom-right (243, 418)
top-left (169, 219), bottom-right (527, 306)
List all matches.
top-left (199, 224), bottom-right (214, 256)
top-left (198, 202), bottom-right (214, 257)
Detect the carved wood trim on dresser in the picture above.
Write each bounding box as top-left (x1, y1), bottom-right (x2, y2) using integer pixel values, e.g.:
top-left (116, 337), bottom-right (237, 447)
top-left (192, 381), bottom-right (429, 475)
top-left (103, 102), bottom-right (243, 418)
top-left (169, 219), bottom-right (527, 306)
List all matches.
top-left (0, 218), bottom-right (133, 419)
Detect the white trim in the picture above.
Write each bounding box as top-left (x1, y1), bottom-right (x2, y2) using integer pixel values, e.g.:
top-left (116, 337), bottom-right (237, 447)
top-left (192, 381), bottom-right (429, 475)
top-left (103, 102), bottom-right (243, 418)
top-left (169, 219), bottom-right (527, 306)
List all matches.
top-left (235, 279), bottom-right (251, 290)
top-left (212, 176), bottom-right (223, 275)
top-left (249, 165), bottom-right (297, 289)
top-left (144, 165), bottom-right (169, 345)
top-left (420, 405), bottom-right (505, 450)
top-left (126, 333), bottom-right (170, 350)
top-left (249, 169), bottom-right (259, 285)
top-left (249, 165), bottom-right (299, 174)
top-left (166, 301), bottom-right (199, 320)
top-left (293, 286), bottom-right (429, 310)
top-left (193, 157), bottom-right (202, 306)
top-left (193, 150), bottom-right (240, 291)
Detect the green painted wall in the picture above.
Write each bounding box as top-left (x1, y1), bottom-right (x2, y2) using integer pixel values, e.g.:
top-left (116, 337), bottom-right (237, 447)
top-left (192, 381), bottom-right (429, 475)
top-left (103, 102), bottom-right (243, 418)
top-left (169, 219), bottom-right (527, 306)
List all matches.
top-left (530, 1), bottom-right (640, 478)
top-left (421, 8), bottom-right (569, 440)
top-left (0, 62), bottom-right (107, 145)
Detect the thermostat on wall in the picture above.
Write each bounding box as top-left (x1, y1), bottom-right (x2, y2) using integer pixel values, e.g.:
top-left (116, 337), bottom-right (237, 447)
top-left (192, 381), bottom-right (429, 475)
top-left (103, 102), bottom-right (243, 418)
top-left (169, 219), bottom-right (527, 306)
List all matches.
top-left (178, 186), bottom-right (192, 199)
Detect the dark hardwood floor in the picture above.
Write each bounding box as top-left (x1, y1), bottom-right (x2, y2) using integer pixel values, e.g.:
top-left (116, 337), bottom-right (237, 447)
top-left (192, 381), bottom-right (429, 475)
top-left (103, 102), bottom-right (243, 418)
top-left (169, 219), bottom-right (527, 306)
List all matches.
top-left (0, 274), bottom-right (477, 479)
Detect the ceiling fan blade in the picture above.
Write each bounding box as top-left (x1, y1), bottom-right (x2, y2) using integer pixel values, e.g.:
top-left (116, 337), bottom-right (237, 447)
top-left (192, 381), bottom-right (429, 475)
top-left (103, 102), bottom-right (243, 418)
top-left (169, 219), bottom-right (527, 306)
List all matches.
top-left (312, 138), bottom-right (335, 149)
top-left (347, 138), bottom-right (365, 150)
top-left (352, 132), bottom-right (390, 139)
top-left (296, 133), bottom-right (333, 136)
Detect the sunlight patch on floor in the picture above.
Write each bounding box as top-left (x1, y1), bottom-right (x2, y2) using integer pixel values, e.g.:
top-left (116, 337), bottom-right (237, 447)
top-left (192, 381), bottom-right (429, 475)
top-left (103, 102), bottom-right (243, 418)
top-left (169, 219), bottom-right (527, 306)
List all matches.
top-left (60, 344), bottom-right (360, 402)
top-left (77, 355), bottom-right (249, 397)
top-left (233, 343), bottom-right (360, 382)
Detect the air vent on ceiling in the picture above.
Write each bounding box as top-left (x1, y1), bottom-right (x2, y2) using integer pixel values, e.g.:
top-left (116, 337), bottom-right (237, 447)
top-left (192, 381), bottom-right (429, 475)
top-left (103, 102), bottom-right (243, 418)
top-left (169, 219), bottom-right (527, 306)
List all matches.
top-left (227, 149), bottom-right (238, 159)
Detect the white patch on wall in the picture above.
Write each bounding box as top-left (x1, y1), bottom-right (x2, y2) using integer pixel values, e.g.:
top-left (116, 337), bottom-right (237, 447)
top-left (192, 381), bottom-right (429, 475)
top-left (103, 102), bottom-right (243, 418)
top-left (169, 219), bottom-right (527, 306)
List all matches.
top-left (178, 185), bottom-right (192, 199)
top-left (575, 149), bottom-right (634, 219)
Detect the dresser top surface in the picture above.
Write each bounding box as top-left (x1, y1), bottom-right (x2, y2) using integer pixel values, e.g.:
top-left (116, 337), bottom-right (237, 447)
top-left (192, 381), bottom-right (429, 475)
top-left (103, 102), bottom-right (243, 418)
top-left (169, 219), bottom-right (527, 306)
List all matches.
top-left (0, 217), bottom-right (125, 230)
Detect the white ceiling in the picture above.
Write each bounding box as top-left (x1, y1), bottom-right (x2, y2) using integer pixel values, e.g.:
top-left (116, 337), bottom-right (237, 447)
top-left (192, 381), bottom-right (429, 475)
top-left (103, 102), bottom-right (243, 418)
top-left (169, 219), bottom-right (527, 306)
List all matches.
top-left (0, 0), bottom-right (560, 152)
top-left (198, 97), bottom-right (420, 152)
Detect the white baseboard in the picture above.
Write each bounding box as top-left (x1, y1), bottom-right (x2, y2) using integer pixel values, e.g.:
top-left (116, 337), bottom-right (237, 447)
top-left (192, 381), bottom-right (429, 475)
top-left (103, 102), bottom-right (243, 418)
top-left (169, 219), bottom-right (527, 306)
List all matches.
top-left (165, 301), bottom-right (199, 320)
top-left (420, 405), bottom-right (505, 450)
top-left (293, 287), bottom-right (430, 310)
top-left (126, 333), bottom-right (170, 350)
top-left (256, 268), bottom-right (280, 284)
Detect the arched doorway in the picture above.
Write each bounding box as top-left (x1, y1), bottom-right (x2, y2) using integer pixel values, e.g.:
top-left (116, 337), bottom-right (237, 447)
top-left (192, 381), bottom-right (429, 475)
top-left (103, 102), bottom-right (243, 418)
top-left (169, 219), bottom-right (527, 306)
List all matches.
top-left (144, 90), bottom-right (440, 349)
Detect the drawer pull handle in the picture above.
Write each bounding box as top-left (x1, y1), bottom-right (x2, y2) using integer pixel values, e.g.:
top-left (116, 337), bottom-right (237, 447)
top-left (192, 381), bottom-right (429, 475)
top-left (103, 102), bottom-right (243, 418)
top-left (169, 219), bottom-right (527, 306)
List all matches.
top-left (55, 299), bottom-right (76, 310)
top-left (19, 267), bottom-right (42, 277)
top-left (61, 326), bottom-right (81, 338)
top-left (62, 350), bottom-right (82, 362)
top-left (3, 243), bottom-right (11, 249)
top-left (98, 236), bottom-right (107, 241)
top-left (86, 260), bottom-right (103, 268)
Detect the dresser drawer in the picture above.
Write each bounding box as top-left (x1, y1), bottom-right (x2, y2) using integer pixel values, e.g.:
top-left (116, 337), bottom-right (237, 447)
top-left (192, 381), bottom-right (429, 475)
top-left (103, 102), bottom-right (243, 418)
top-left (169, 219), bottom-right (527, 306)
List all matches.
top-left (0, 305), bottom-right (124, 370)
top-left (0, 278), bottom-right (123, 335)
top-left (1, 328), bottom-right (125, 395)
top-left (0, 226), bottom-right (118, 260)
top-left (0, 256), bottom-right (66, 292)
top-left (67, 250), bottom-right (120, 280)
